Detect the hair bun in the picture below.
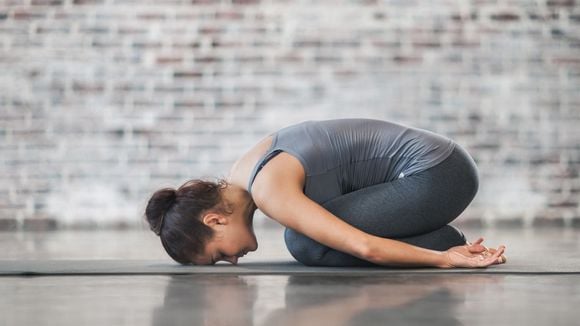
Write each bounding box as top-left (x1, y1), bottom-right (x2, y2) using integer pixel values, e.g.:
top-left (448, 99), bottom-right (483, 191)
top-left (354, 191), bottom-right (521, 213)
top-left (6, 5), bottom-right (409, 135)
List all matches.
top-left (145, 188), bottom-right (177, 235)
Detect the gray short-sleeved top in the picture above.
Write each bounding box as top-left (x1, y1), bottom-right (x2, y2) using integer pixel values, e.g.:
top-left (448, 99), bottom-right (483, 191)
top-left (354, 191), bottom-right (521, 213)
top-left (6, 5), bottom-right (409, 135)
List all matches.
top-left (247, 118), bottom-right (456, 204)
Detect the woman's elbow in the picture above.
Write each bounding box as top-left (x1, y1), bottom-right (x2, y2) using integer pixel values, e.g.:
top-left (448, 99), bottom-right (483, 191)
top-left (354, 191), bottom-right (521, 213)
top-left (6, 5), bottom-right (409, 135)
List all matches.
top-left (355, 235), bottom-right (375, 262)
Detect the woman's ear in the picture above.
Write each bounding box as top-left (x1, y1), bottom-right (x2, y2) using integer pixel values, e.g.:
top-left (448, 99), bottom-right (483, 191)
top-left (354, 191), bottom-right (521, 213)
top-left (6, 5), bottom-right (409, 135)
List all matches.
top-left (201, 213), bottom-right (228, 227)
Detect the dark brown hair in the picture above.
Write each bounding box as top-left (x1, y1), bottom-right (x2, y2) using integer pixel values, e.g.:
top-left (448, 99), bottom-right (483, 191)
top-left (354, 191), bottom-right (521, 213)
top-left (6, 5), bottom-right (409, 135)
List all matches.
top-left (144, 178), bottom-right (233, 265)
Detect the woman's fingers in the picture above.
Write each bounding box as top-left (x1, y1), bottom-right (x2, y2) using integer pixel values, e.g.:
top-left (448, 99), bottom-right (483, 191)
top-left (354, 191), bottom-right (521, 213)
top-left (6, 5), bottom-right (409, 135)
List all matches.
top-left (443, 241), bottom-right (507, 268)
top-left (489, 249), bottom-right (507, 265)
top-left (477, 246), bottom-right (505, 267)
top-left (468, 244), bottom-right (486, 253)
top-left (500, 253), bottom-right (507, 264)
top-left (467, 237), bottom-right (488, 253)
top-left (466, 237), bottom-right (506, 264)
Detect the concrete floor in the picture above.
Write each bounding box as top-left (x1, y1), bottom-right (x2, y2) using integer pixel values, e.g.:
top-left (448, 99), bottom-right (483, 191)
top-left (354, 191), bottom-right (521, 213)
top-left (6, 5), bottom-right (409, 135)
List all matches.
top-left (1, 226), bottom-right (580, 325)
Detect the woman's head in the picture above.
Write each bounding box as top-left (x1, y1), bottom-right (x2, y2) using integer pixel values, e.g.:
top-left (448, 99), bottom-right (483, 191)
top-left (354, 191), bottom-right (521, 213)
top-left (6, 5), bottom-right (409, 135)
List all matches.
top-left (145, 178), bottom-right (258, 265)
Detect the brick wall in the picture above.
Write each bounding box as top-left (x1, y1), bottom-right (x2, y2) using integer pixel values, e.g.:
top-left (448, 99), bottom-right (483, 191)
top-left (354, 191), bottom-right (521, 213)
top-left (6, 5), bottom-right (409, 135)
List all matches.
top-left (1, 0), bottom-right (579, 230)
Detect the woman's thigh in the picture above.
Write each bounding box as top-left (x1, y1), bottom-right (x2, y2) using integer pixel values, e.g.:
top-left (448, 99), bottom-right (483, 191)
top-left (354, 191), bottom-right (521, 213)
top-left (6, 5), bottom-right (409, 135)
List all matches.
top-left (284, 144), bottom-right (479, 266)
top-left (317, 144), bottom-right (479, 238)
top-left (284, 224), bottom-right (467, 267)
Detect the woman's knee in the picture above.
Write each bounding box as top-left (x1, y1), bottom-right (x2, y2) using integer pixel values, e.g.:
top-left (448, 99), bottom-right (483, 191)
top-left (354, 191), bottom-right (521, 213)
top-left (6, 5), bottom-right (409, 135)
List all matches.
top-left (284, 228), bottom-right (327, 266)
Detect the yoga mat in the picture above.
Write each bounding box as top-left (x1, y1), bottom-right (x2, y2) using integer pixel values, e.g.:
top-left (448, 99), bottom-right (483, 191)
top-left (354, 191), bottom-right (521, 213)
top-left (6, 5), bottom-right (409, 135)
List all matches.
top-left (1, 258), bottom-right (579, 276)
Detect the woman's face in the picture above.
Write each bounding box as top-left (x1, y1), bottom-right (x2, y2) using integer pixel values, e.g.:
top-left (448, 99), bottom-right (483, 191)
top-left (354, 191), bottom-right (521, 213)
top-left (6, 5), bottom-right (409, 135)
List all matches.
top-left (195, 188), bottom-right (258, 265)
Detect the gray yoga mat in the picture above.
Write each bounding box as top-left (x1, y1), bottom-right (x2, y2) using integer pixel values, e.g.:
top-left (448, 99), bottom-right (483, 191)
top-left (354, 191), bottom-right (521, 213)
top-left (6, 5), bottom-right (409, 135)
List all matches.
top-left (1, 258), bottom-right (579, 275)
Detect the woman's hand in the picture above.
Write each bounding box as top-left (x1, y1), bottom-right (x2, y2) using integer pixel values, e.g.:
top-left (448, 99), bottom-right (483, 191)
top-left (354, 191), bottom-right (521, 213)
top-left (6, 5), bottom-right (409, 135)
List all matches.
top-left (439, 237), bottom-right (507, 268)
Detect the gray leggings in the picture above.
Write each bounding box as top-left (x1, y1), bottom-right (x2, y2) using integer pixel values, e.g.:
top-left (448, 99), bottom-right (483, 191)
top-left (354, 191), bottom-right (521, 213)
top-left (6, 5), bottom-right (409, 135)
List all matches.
top-left (284, 144), bottom-right (479, 267)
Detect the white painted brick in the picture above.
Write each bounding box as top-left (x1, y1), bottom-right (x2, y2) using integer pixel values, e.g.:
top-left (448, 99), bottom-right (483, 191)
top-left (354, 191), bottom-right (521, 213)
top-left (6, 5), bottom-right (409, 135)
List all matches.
top-left (0, 0), bottom-right (578, 227)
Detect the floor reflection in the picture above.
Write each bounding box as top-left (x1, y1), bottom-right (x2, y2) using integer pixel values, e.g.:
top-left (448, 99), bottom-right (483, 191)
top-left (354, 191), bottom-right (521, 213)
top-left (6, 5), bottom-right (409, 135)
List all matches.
top-left (153, 274), bottom-right (502, 326)
top-left (264, 274), bottom-right (500, 326)
top-left (152, 275), bottom-right (258, 326)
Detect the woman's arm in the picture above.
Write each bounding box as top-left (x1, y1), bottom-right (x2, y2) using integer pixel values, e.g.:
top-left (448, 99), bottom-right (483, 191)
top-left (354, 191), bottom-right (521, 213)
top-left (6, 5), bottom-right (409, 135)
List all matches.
top-left (251, 152), bottom-right (447, 267)
top-left (255, 185), bottom-right (447, 267)
top-left (251, 152), bottom-right (506, 268)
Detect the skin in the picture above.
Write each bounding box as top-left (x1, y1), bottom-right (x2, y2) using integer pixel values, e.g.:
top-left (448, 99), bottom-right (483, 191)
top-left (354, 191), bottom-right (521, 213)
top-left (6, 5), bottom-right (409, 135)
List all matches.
top-left (193, 134), bottom-right (507, 267)
top-left (192, 184), bottom-right (259, 265)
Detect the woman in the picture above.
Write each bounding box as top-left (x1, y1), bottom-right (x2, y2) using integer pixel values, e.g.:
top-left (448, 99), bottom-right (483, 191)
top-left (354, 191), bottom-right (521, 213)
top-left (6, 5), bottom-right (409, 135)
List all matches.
top-left (145, 118), bottom-right (507, 268)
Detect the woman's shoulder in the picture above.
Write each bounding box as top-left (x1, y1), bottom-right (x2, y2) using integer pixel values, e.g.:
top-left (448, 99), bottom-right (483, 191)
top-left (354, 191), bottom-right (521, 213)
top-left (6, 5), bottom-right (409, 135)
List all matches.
top-left (228, 132), bottom-right (307, 201)
top-left (250, 151), bottom-right (307, 209)
top-left (227, 134), bottom-right (274, 187)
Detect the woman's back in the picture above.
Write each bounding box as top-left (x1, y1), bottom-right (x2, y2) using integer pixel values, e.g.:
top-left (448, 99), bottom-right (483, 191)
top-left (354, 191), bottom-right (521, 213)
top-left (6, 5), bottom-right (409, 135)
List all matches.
top-left (248, 118), bottom-right (455, 204)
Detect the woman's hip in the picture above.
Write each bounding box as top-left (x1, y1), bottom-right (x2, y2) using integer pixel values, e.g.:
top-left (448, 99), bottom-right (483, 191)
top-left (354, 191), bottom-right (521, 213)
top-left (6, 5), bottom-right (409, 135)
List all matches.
top-left (409, 143), bottom-right (479, 210)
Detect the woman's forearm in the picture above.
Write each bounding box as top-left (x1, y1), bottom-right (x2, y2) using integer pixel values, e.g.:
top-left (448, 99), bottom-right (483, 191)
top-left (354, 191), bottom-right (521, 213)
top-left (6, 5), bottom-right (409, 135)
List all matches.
top-left (364, 235), bottom-right (447, 267)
